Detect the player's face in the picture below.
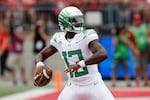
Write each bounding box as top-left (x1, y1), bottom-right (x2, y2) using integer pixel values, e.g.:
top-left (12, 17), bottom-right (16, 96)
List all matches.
top-left (70, 17), bottom-right (84, 27)
top-left (134, 20), bottom-right (141, 26)
top-left (121, 28), bottom-right (127, 34)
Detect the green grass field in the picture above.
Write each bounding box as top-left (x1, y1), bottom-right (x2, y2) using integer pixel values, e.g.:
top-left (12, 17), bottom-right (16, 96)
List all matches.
top-left (0, 85), bottom-right (54, 97)
top-left (0, 86), bottom-right (35, 97)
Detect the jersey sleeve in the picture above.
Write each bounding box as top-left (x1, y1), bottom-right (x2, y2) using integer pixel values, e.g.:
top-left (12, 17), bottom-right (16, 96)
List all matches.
top-left (85, 29), bottom-right (99, 45)
top-left (50, 33), bottom-right (60, 50)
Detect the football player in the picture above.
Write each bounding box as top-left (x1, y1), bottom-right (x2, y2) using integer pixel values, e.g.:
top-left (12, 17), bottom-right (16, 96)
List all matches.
top-left (35, 6), bottom-right (115, 100)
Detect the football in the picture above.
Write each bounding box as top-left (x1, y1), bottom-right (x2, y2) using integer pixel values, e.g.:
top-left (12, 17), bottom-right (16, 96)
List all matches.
top-left (34, 66), bottom-right (53, 87)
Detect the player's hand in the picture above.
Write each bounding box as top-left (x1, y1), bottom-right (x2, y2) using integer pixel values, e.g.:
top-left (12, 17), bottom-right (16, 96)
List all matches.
top-left (133, 48), bottom-right (139, 55)
top-left (34, 62), bottom-right (45, 76)
top-left (64, 64), bottom-right (80, 73)
top-left (34, 66), bottom-right (43, 80)
top-left (0, 50), bottom-right (4, 56)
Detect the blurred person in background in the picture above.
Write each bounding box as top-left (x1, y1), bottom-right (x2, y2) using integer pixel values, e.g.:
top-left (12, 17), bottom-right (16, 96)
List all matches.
top-left (0, 21), bottom-right (13, 79)
top-left (117, 0), bottom-right (132, 25)
top-left (111, 24), bottom-right (138, 87)
top-left (147, 26), bottom-right (150, 82)
top-left (142, 9), bottom-right (150, 27)
top-left (26, 8), bottom-right (37, 27)
top-left (7, 26), bottom-right (27, 85)
top-left (4, 10), bottom-right (12, 28)
top-left (47, 15), bottom-right (58, 30)
top-left (30, 18), bottom-right (49, 79)
top-left (130, 0), bottom-right (148, 9)
top-left (128, 13), bottom-right (150, 86)
top-left (68, 0), bottom-right (82, 8)
top-left (87, 0), bottom-right (104, 9)
top-left (55, 0), bottom-right (69, 15)
top-left (11, 10), bottom-right (22, 27)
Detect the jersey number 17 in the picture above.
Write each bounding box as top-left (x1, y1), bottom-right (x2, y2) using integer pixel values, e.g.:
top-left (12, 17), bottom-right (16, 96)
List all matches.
top-left (62, 49), bottom-right (89, 78)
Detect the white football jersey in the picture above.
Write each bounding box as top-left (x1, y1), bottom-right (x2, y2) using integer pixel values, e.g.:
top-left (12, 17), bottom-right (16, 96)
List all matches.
top-left (50, 29), bottom-right (102, 85)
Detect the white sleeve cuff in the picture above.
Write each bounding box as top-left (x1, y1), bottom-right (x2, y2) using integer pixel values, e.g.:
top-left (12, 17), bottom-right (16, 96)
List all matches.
top-left (77, 60), bottom-right (86, 68)
top-left (36, 62), bottom-right (45, 68)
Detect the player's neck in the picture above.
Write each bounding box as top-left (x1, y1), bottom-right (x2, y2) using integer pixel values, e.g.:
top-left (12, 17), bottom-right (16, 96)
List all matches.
top-left (65, 32), bottom-right (76, 39)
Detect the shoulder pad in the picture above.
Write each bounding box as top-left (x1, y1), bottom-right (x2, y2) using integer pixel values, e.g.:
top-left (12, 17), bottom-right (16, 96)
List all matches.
top-left (79, 29), bottom-right (98, 41)
top-left (51, 32), bottom-right (63, 43)
top-left (82, 29), bottom-right (97, 39)
top-left (84, 29), bottom-right (97, 35)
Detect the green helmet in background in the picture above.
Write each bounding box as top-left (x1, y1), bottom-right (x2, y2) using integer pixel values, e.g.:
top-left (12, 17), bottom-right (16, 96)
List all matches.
top-left (58, 6), bottom-right (85, 32)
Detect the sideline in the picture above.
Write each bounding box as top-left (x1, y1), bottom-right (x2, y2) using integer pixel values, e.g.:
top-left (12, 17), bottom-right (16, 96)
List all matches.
top-left (1, 88), bottom-right (150, 100)
top-left (116, 97), bottom-right (150, 100)
top-left (0, 88), bottom-right (56, 100)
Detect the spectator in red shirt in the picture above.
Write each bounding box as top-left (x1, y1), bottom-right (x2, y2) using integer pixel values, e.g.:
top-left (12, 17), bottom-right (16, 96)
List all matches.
top-left (0, 21), bottom-right (14, 79)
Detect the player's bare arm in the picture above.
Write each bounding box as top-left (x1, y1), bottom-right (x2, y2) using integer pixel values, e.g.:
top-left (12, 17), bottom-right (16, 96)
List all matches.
top-left (34, 45), bottom-right (57, 86)
top-left (35, 45), bottom-right (57, 63)
top-left (85, 39), bottom-right (108, 65)
top-left (64, 39), bottom-right (108, 73)
top-left (120, 34), bottom-right (139, 55)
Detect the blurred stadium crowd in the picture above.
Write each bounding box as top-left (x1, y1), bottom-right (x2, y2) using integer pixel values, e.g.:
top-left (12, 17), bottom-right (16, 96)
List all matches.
top-left (0, 0), bottom-right (150, 87)
top-left (0, 0), bottom-right (149, 32)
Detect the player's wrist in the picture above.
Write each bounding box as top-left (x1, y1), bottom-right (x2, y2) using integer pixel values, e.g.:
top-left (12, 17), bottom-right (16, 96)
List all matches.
top-left (77, 60), bottom-right (86, 68)
top-left (36, 61), bottom-right (45, 68)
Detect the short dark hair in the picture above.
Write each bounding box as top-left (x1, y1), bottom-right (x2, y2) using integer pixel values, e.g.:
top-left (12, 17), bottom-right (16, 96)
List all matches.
top-left (115, 23), bottom-right (126, 35)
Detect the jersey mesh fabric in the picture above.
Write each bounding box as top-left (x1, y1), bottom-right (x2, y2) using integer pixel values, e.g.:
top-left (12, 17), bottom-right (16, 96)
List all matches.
top-left (50, 29), bottom-right (102, 85)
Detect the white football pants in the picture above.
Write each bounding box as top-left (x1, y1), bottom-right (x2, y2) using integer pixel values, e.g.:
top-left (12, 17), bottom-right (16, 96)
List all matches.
top-left (57, 78), bottom-right (115, 100)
